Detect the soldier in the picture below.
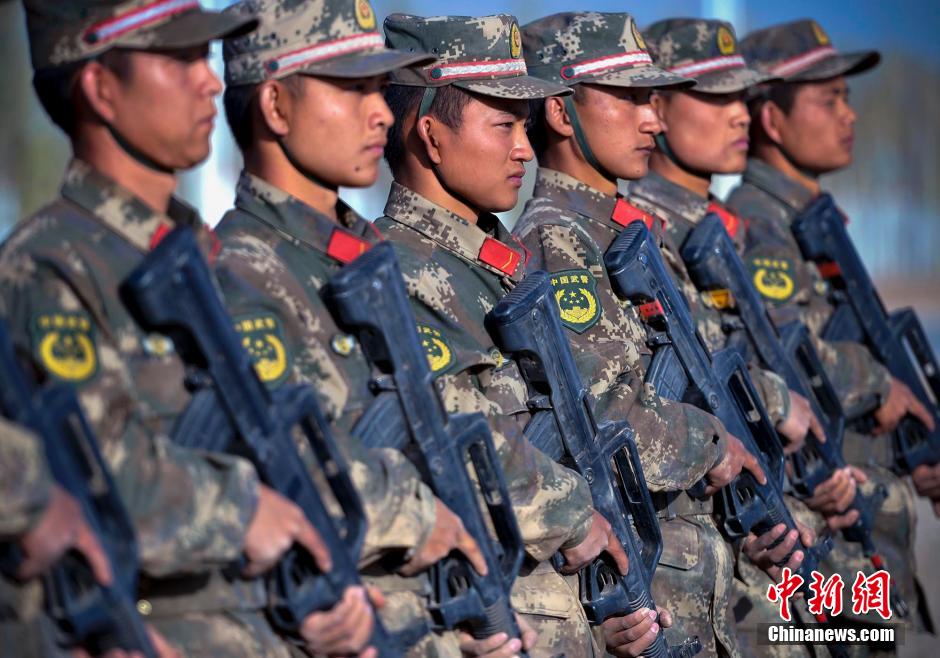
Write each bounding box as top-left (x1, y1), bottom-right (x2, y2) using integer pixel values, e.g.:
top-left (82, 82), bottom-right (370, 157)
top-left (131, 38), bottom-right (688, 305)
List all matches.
top-left (378, 12), bottom-right (676, 657)
top-left (727, 18), bottom-right (934, 636)
top-left (0, 1), bottom-right (376, 656)
top-left (214, 0), bottom-right (511, 655)
top-left (512, 12), bottom-right (786, 656)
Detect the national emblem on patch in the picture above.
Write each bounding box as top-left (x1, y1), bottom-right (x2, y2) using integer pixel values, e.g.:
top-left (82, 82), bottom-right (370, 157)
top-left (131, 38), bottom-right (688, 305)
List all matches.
top-left (717, 26), bottom-right (735, 55)
top-left (416, 324), bottom-right (454, 374)
top-left (355, 0), bottom-right (376, 30)
top-left (33, 312), bottom-right (98, 382)
top-left (331, 333), bottom-right (356, 357)
top-left (749, 257), bottom-right (796, 303)
top-left (510, 22), bottom-right (522, 59)
top-left (234, 314), bottom-right (290, 385)
top-left (631, 20), bottom-right (647, 51)
top-left (550, 269), bottom-right (601, 333)
top-left (141, 333), bottom-right (175, 358)
top-left (811, 21), bottom-right (830, 46)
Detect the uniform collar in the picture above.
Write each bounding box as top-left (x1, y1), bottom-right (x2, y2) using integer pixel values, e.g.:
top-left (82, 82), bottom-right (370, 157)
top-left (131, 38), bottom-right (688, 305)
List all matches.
top-left (627, 170), bottom-right (711, 246)
top-left (741, 158), bottom-right (816, 214)
top-left (382, 182), bottom-right (525, 281)
top-left (234, 171), bottom-right (380, 263)
top-left (532, 168), bottom-right (619, 222)
top-left (59, 159), bottom-right (200, 252)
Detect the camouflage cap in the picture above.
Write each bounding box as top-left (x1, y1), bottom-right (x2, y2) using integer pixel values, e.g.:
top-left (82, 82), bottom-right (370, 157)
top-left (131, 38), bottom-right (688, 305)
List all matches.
top-left (521, 12), bottom-right (693, 89)
top-left (741, 19), bottom-right (880, 82)
top-left (24, 0), bottom-right (257, 71)
top-left (643, 18), bottom-right (778, 93)
top-left (383, 13), bottom-right (571, 99)
top-left (224, 0), bottom-right (434, 86)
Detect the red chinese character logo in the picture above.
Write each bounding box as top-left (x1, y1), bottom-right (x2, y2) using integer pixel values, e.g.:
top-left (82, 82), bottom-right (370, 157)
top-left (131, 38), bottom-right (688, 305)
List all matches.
top-left (807, 571), bottom-right (844, 617)
top-left (851, 570), bottom-right (892, 620)
top-left (766, 567), bottom-right (804, 622)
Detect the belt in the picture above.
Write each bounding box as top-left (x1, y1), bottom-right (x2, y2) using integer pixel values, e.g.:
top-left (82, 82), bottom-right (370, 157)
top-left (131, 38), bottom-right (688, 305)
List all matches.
top-left (137, 566), bottom-right (267, 618)
top-left (651, 489), bottom-right (713, 519)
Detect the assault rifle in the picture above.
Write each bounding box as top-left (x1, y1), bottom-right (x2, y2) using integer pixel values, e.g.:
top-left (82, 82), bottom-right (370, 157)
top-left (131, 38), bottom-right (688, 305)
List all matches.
top-left (120, 227), bottom-right (399, 654)
top-left (604, 221), bottom-right (847, 656)
top-left (791, 193), bottom-right (939, 476)
top-left (0, 321), bottom-right (155, 656)
top-left (322, 242), bottom-right (526, 647)
top-left (486, 271), bottom-right (701, 658)
top-left (682, 214), bottom-right (906, 617)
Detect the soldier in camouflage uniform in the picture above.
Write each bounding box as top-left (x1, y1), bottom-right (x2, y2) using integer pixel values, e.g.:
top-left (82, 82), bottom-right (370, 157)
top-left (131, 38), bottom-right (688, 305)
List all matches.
top-left (512, 13), bottom-right (792, 656)
top-left (376, 13), bottom-right (685, 658)
top-left (0, 2), bottom-right (381, 656)
top-left (726, 19), bottom-right (934, 636)
top-left (214, 1), bottom-right (511, 655)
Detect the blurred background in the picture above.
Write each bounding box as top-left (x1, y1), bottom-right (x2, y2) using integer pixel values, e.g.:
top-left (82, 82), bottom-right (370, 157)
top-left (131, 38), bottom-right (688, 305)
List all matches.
top-left (0, 0), bottom-right (937, 648)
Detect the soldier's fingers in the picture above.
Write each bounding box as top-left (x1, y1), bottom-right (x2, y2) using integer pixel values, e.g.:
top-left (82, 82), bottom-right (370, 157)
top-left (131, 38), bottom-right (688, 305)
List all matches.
top-left (848, 466), bottom-right (869, 484)
top-left (808, 412), bottom-right (826, 444)
top-left (295, 518), bottom-right (332, 573)
top-left (906, 393), bottom-right (935, 431)
top-left (607, 532), bottom-right (629, 576)
top-left (742, 450), bottom-right (767, 485)
top-left (358, 648), bottom-right (378, 658)
top-left (457, 529), bottom-right (489, 577)
top-left (606, 610), bottom-right (656, 646)
top-left (73, 521), bottom-right (113, 587)
top-left (305, 588), bottom-right (372, 650)
top-left (798, 525), bottom-right (815, 548)
top-left (825, 508), bottom-right (860, 531)
top-left (458, 631), bottom-right (521, 658)
top-left (785, 550), bottom-right (805, 571)
top-left (751, 524), bottom-right (787, 551)
top-left (657, 607), bottom-right (673, 628)
top-left (365, 584), bottom-right (386, 609)
top-left (148, 625), bottom-right (182, 658)
top-left (766, 529), bottom-right (799, 563)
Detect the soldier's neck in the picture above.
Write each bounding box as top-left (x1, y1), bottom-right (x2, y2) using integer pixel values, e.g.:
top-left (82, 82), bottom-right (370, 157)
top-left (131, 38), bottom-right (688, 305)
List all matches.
top-left (74, 133), bottom-right (175, 215)
top-left (395, 165), bottom-right (482, 225)
top-left (540, 144), bottom-right (618, 197)
top-left (649, 151), bottom-right (711, 199)
top-left (755, 143), bottom-right (822, 197)
top-left (245, 149), bottom-right (339, 222)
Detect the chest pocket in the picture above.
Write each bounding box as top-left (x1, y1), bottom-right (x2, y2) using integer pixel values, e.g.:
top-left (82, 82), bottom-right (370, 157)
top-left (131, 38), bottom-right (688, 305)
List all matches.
top-left (657, 516), bottom-right (702, 571)
top-left (476, 353), bottom-right (529, 417)
top-left (126, 333), bottom-right (190, 435)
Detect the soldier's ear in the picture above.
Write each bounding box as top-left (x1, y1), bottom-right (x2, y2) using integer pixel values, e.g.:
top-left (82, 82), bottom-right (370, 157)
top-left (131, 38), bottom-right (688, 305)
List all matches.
top-left (78, 59), bottom-right (121, 124)
top-left (761, 99), bottom-right (785, 146)
top-left (544, 96), bottom-right (574, 138)
top-left (256, 80), bottom-right (292, 138)
top-left (650, 91), bottom-right (669, 131)
top-left (415, 114), bottom-right (443, 165)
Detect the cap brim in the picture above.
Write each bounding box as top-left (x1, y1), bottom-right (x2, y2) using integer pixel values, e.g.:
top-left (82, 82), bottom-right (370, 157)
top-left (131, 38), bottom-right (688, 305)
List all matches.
top-left (588, 65), bottom-right (695, 90)
top-left (692, 66), bottom-right (780, 94)
top-left (140, 9), bottom-right (258, 49)
top-left (786, 50), bottom-right (881, 82)
top-left (297, 49), bottom-right (436, 79)
top-left (454, 75), bottom-right (573, 99)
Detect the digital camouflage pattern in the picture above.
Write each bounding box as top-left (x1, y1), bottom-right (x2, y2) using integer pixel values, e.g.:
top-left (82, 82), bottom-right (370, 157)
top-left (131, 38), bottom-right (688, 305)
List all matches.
top-left (625, 171), bottom-right (792, 426)
top-left (513, 167), bottom-right (740, 656)
top-left (0, 160), bottom-right (307, 658)
top-left (383, 12), bottom-right (570, 100)
top-left (376, 183), bottom-right (601, 657)
top-left (642, 18), bottom-right (776, 94)
top-left (222, 0), bottom-right (432, 85)
top-left (24, 0), bottom-right (255, 70)
top-left (520, 12), bottom-right (690, 89)
top-left (739, 19), bottom-right (880, 83)
top-left (0, 418), bottom-right (50, 539)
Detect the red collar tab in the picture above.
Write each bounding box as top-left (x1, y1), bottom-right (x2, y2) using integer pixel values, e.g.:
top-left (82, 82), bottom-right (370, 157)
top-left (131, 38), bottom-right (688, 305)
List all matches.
top-left (612, 198), bottom-right (659, 230)
top-left (149, 223), bottom-right (172, 251)
top-left (478, 236), bottom-right (521, 276)
top-left (638, 300), bottom-right (665, 322)
top-left (816, 261), bottom-right (842, 279)
top-left (707, 202), bottom-right (742, 238)
top-left (327, 228), bottom-right (371, 264)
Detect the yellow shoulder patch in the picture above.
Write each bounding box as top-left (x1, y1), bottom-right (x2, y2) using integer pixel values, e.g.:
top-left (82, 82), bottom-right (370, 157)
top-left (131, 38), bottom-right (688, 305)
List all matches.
top-left (550, 269), bottom-right (601, 334)
top-left (749, 256), bottom-right (796, 304)
top-left (32, 312), bottom-right (98, 382)
top-left (234, 313), bottom-right (290, 386)
top-left (416, 324), bottom-right (455, 375)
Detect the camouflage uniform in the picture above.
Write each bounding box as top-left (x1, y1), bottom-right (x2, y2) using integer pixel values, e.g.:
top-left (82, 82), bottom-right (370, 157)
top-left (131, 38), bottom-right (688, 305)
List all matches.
top-left (727, 19), bottom-right (926, 635)
top-left (7, 4), bottom-right (297, 656)
top-left (516, 14), bottom-right (740, 656)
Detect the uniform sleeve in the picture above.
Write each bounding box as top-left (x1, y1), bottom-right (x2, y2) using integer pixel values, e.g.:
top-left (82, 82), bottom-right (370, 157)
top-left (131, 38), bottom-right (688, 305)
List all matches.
top-left (517, 222), bottom-right (723, 491)
top-left (0, 418), bottom-right (52, 539)
top-left (748, 366), bottom-right (791, 427)
top-left (812, 336), bottom-right (891, 418)
top-left (214, 240), bottom-right (439, 563)
top-left (0, 260), bottom-right (260, 576)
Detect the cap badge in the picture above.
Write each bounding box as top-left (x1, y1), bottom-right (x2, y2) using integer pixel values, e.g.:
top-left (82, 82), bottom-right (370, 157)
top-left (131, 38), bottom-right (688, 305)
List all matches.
top-left (717, 26), bottom-right (736, 55)
top-left (631, 21), bottom-right (647, 50)
top-left (811, 21), bottom-right (830, 46)
top-left (355, 0), bottom-right (376, 30)
top-left (510, 22), bottom-right (522, 58)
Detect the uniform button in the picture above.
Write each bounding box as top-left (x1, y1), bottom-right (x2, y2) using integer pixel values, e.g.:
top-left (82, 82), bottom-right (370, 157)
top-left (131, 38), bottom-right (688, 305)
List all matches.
top-left (137, 599), bottom-right (153, 616)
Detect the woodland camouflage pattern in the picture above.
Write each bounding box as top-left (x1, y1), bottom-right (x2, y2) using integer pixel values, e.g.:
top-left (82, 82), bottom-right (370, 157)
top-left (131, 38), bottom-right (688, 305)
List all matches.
top-left (513, 167), bottom-right (739, 656)
top-left (376, 183), bottom-right (601, 657)
top-left (0, 160), bottom-right (305, 658)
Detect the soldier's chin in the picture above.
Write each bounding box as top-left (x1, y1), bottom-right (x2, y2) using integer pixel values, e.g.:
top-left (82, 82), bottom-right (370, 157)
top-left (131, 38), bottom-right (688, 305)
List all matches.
top-left (487, 188), bottom-right (521, 214)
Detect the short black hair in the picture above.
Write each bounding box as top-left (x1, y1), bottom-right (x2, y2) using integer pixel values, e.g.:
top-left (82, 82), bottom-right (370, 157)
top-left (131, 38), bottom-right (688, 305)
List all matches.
top-left (383, 84), bottom-right (472, 173)
top-left (526, 84), bottom-right (583, 159)
top-left (223, 74), bottom-right (306, 152)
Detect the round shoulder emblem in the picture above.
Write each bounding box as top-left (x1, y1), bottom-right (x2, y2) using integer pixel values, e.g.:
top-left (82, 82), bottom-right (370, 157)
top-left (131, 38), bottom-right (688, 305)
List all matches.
top-left (717, 26), bottom-right (736, 55)
top-left (355, 0), bottom-right (376, 30)
top-left (631, 20), bottom-right (647, 51)
top-left (811, 21), bottom-right (830, 46)
top-left (510, 23), bottom-right (522, 59)
top-left (33, 312), bottom-right (98, 383)
top-left (416, 324), bottom-right (455, 375)
top-left (234, 313), bottom-right (291, 386)
top-left (749, 257), bottom-right (796, 304)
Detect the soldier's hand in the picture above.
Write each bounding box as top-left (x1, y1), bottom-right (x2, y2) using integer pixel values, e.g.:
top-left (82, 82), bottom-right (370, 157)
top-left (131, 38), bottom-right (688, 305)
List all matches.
top-left (777, 391), bottom-right (825, 454)
top-left (400, 499), bottom-right (488, 577)
top-left (805, 466), bottom-right (865, 516)
top-left (873, 377), bottom-right (935, 435)
top-left (457, 613), bottom-right (537, 657)
top-left (912, 463), bottom-right (940, 501)
top-left (18, 485), bottom-right (112, 585)
top-left (704, 433), bottom-right (766, 496)
top-left (299, 585), bottom-right (380, 658)
top-left (560, 511), bottom-right (629, 576)
top-left (602, 606), bottom-right (673, 657)
top-left (742, 521), bottom-right (815, 582)
top-left (242, 484), bottom-right (331, 578)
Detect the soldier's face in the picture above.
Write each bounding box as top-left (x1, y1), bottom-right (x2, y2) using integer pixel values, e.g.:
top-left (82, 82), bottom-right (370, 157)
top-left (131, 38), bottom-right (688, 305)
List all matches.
top-left (103, 45), bottom-right (221, 170)
top-left (653, 90), bottom-right (750, 175)
top-left (575, 85), bottom-right (660, 180)
top-left (772, 77), bottom-right (856, 174)
top-left (279, 74), bottom-right (393, 188)
top-left (431, 95), bottom-right (533, 213)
